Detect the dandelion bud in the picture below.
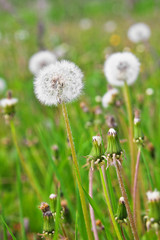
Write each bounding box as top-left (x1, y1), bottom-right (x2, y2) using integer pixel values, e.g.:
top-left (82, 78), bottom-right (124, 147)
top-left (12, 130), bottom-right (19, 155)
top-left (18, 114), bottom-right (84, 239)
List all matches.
top-left (89, 136), bottom-right (104, 163)
top-left (49, 194), bottom-right (57, 213)
top-left (115, 197), bottom-right (127, 223)
top-left (146, 190), bottom-right (160, 223)
top-left (106, 128), bottom-right (122, 157)
top-left (0, 91), bottom-right (18, 120)
top-left (61, 200), bottom-right (72, 224)
top-left (39, 202), bottom-right (55, 235)
top-left (134, 110), bottom-right (144, 145)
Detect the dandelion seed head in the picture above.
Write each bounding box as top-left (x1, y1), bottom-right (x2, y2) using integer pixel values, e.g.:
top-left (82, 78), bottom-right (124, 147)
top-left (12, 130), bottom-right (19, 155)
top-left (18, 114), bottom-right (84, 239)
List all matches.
top-left (104, 52), bottom-right (140, 86)
top-left (29, 51), bottom-right (57, 75)
top-left (147, 190), bottom-right (160, 202)
top-left (146, 88), bottom-right (154, 96)
top-left (102, 88), bottom-right (118, 108)
top-left (34, 60), bottom-right (84, 106)
top-left (0, 98), bottom-right (18, 108)
top-left (49, 194), bottom-right (57, 199)
top-left (0, 78), bottom-right (7, 93)
top-left (128, 23), bottom-right (151, 43)
top-left (92, 136), bottom-right (102, 146)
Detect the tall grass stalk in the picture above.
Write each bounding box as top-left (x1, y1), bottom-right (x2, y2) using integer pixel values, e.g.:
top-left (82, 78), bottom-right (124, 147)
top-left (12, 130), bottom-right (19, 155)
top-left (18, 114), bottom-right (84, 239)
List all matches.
top-left (10, 120), bottom-right (27, 240)
top-left (62, 103), bottom-right (93, 240)
top-left (89, 166), bottom-right (99, 240)
top-left (114, 156), bottom-right (139, 240)
top-left (99, 166), bottom-right (123, 240)
top-left (123, 82), bottom-right (135, 187)
top-left (133, 147), bottom-right (141, 226)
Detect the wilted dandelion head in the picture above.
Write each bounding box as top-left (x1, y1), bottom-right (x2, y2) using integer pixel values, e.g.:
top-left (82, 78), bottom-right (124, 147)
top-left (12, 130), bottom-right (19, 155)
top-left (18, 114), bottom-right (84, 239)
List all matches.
top-left (0, 77), bottom-right (7, 94)
top-left (127, 23), bottom-right (151, 43)
top-left (92, 136), bottom-right (102, 146)
top-left (104, 52), bottom-right (140, 86)
top-left (29, 51), bottom-right (57, 75)
top-left (102, 88), bottom-right (119, 108)
top-left (34, 60), bottom-right (84, 106)
top-left (146, 190), bottom-right (160, 202)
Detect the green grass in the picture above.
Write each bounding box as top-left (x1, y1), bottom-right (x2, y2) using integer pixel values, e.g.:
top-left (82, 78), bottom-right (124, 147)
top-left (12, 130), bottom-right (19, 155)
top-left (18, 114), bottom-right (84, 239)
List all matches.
top-left (0, 0), bottom-right (160, 239)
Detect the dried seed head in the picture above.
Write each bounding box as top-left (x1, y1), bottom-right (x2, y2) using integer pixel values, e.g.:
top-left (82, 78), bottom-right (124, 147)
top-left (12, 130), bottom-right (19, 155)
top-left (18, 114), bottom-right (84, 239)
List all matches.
top-left (128, 23), bottom-right (151, 43)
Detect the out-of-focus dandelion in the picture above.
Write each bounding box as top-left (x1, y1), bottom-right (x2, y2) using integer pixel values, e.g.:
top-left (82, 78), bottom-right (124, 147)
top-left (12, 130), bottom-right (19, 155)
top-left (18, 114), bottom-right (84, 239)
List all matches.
top-left (79, 18), bottom-right (92, 30)
top-left (104, 52), bottom-right (140, 86)
top-left (0, 77), bottom-right (7, 94)
top-left (95, 95), bottom-right (102, 103)
top-left (54, 43), bottom-right (69, 58)
top-left (110, 34), bottom-right (121, 47)
top-left (34, 60), bottom-right (83, 106)
top-left (14, 29), bottom-right (29, 40)
top-left (29, 51), bottom-right (57, 75)
top-left (127, 23), bottom-right (151, 43)
top-left (146, 88), bottom-right (154, 96)
top-left (104, 20), bottom-right (117, 33)
top-left (102, 88), bottom-right (119, 108)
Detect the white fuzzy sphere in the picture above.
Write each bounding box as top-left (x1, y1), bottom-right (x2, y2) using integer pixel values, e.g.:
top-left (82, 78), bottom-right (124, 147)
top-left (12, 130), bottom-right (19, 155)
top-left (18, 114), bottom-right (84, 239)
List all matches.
top-left (29, 51), bottom-right (57, 75)
top-left (34, 60), bottom-right (84, 106)
top-left (102, 88), bottom-right (118, 108)
top-left (104, 52), bottom-right (140, 86)
top-left (0, 78), bottom-right (7, 93)
top-left (128, 23), bottom-right (151, 43)
top-left (147, 190), bottom-right (160, 202)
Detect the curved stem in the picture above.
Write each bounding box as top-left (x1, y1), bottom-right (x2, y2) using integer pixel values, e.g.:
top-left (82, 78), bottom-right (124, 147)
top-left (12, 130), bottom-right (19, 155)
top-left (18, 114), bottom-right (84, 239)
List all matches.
top-left (99, 167), bottom-right (123, 240)
top-left (123, 82), bottom-right (135, 188)
top-left (114, 158), bottom-right (139, 240)
top-left (133, 147), bottom-right (141, 226)
top-left (62, 103), bottom-right (93, 240)
top-left (89, 166), bottom-right (99, 240)
top-left (120, 225), bottom-right (126, 240)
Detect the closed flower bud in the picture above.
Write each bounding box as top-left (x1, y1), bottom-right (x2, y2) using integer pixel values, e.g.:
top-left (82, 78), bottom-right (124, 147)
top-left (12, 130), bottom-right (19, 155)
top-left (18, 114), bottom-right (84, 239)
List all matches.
top-left (39, 202), bottom-right (55, 234)
top-left (134, 117), bottom-right (144, 145)
top-left (115, 197), bottom-right (127, 223)
top-left (49, 194), bottom-right (57, 213)
top-left (89, 136), bottom-right (104, 164)
top-left (106, 128), bottom-right (122, 164)
top-left (146, 190), bottom-right (160, 223)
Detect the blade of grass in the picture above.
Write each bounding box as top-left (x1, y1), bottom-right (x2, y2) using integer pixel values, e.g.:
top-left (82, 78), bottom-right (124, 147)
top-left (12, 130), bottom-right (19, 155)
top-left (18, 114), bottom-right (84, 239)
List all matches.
top-left (53, 186), bottom-right (61, 240)
top-left (0, 215), bottom-right (17, 240)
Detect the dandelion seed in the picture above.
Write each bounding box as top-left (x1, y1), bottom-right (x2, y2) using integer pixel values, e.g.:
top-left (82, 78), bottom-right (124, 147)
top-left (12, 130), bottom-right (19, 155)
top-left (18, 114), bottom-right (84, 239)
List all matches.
top-left (34, 60), bottom-right (84, 106)
top-left (104, 52), bottom-right (140, 86)
top-left (102, 88), bottom-right (119, 108)
top-left (0, 77), bottom-right (7, 93)
top-left (29, 51), bottom-right (57, 75)
top-left (128, 23), bottom-right (151, 43)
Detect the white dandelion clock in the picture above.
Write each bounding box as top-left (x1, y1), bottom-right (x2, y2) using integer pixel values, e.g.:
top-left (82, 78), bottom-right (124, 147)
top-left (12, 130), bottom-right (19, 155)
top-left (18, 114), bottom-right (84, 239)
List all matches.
top-left (127, 23), bottom-right (151, 43)
top-left (102, 88), bottom-right (119, 108)
top-left (104, 52), bottom-right (140, 86)
top-left (34, 60), bottom-right (84, 106)
top-left (0, 98), bottom-right (18, 108)
top-left (146, 190), bottom-right (160, 202)
top-left (0, 78), bottom-right (7, 94)
top-left (29, 51), bottom-right (57, 75)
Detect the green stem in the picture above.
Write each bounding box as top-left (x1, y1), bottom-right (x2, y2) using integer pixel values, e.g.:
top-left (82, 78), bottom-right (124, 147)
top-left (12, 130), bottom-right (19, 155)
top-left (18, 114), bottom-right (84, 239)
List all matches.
top-left (99, 167), bottom-right (123, 240)
top-left (10, 121), bottom-right (43, 201)
top-left (10, 121), bottom-right (26, 240)
top-left (114, 157), bottom-right (139, 240)
top-left (62, 103), bottom-right (93, 240)
top-left (123, 82), bottom-right (135, 188)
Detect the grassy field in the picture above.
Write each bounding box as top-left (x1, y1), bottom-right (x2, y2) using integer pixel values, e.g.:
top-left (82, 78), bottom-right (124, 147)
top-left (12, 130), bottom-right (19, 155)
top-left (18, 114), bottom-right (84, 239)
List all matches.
top-left (0, 0), bottom-right (160, 239)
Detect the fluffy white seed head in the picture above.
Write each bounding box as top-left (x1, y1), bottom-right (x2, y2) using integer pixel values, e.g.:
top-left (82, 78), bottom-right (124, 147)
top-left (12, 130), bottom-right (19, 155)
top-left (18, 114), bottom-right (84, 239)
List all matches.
top-left (102, 88), bottom-right (118, 108)
top-left (92, 136), bottom-right (102, 146)
top-left (49, 194), bottom-right (57, 199)
top-left (0, 78), bottom-right (7, 93)
top-left (0, 98), bottom-right (18, 108)
top-left (146, 190), bottom-right (160, 202)
top-left (29, 51), bottom-right (57, 75)
top-left (128, 23), bottom-right (151, 43)
top-left (104, 52), bottom-right (140, 86)
top-left (146, 88), bottom-right (154, 96)
top-left (34, 60), bottom-right (84, 106)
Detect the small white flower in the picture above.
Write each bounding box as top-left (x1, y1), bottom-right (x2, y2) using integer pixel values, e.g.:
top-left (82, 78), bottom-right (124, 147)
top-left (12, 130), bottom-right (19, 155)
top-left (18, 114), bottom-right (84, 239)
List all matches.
top-left (104, 52), bottom-right (140, 86)
top-left (34, 60), bottom-right (84, 106)
top-left (92, 136), bottom-right (102, 146)
top-left (104, 20), bottom-right (117, 33)
top-left (0, 98), bottom-right (18, 108)
top-left (146, 190), bottom-right (160, 202)
top-left (0, 78), bottom-right (7, 93)
top-left (15, 29), bottom-right (29, 40)
top-left (29, 51), bottom-right (57, 75)
top-left (146, 88), bottom-right (154, 96)
top-left (127, 23), bottom-right (151, 43)
top-left (79, 18), bottom-right (92, 30)
top-left (102, 88), bottom-right (118, 108)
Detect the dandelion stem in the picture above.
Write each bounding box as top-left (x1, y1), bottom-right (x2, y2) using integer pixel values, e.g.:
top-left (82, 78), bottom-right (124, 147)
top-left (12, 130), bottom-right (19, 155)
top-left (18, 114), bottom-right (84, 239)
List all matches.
top-left (120, 225), bottom-right (126, 240)
top-left (99, 166), bottom-right (123, 240)
top-left (114, 157), bottom-right (139, 240)
top-left (10, 120), bottom-right (26, 240)
top-left (133, 147), bottom-right (141, 226)
top-left (62, 103), bottom-right (93, 240)
top-left (89, 166), bottom-right (99, 240)
top-left (101, 165), bottom-right (111, 205)
top-left (10, 121), bottom-right (43, 201)
top-left (123, 82), bottom-right (135, 188)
